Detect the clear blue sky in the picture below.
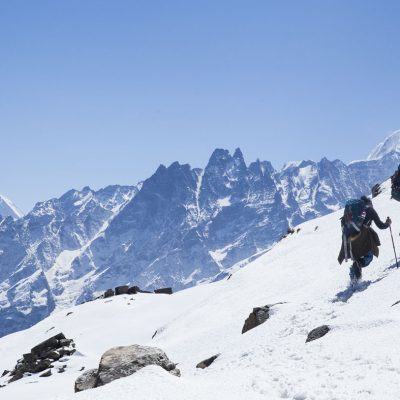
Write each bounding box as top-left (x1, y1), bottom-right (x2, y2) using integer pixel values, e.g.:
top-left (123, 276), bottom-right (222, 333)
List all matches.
top-left (1, 0), bottom-right (400, 212)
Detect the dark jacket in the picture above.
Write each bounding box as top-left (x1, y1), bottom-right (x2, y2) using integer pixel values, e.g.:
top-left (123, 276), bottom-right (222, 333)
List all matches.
top-left (338, 225), bottom-right (380, 264)
top-left (338, 204), bottom-right (388, 264)
top-left (364, 205), bottom-right (390, 230)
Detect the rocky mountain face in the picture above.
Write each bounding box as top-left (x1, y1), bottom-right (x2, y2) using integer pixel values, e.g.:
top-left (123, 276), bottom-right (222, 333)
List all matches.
top-left (0, 195), bottom-right (24, 219)
top-left (0, 185), bottom-right (136, 337)
top-left (1, 135), bottom-right (400, 338)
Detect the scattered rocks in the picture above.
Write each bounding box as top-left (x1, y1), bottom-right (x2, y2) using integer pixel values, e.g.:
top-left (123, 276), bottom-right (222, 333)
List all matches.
top-left (196, 354), bottom-right (220, 369)
top-left (306, 325), bottom-right (330, 343)
top-left (242, 306), bottom-right (270, 334)
top-left (74, 344), bottom-right (180, 392)
top-left (154, 287), bottom-right (173, 295)
top-left (6, 333), bottom-right (76, 384)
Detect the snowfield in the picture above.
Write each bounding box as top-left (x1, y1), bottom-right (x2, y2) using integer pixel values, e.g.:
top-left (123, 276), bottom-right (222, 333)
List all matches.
top-left (1, 181), bottom-right (400, 399)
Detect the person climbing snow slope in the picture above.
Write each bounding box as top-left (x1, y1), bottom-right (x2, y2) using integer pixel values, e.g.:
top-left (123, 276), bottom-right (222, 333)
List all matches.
top-left (338, 195), bottom-right (392, 282)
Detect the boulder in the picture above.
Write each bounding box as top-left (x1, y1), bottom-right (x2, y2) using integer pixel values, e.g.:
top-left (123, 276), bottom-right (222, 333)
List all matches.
top-left (306, 325), bottom-right (330, 343)
top-left (242, 306), bottom-right (270, 334)
top-left (104, 289), bottom-right (114, 298)
top-left (196, 354), bottom-right (220, 369)
top-left (115, 286), bottom-right (129, 295)
top-left (97, 345), bottom-right (180, 387)
top-left (154, 287), bottom-right (173, 295)
top-left (74, 369), bottom-right (98, 393)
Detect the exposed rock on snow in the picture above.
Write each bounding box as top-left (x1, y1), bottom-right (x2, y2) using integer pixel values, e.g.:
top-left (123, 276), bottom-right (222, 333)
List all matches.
top-left (115, 286), bottom-right (129, 295)
top-left (242, 306), bottom-right (270, 334)
top-left (306, 325), bottom-right (330, 343)
top-left (4, 333), bottom-right (75, 384)
top-left (75, 344), bottom-right (180, 392)
top-left (196, 354), bottom-right (220, 369)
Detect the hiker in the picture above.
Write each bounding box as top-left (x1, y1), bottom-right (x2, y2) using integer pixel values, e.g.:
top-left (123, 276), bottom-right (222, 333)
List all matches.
top-left (338, 196), bottom-right (392, 282)
top-left (391, 164), bottom-right (400, 201)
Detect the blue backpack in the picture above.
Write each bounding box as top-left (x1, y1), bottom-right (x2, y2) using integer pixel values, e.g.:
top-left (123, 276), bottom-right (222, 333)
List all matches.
top-left (342, 199), bottom-right (366, 237)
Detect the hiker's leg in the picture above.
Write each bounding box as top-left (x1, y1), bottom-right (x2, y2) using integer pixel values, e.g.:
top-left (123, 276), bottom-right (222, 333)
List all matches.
top-left (350, 260), bottom-right (362, 279)
top-left (361, 251), bottom-right (374, 268)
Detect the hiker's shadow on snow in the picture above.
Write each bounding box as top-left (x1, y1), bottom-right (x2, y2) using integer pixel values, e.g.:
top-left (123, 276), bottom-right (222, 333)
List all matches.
top-left (333, 277), bottom-right (385, 303)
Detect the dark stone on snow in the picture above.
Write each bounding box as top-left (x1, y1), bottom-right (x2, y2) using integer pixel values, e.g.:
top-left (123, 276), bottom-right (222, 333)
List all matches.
top-left (371, 183), bottom-right (382, 198)
top-left (39, 369), bottom-right (52, 378)
top-left (8, 371), bottom-right (23, 383)
top-left (5, 333), bottom-right (76, 385)
top-left (31, 333), bottom-right (66, 357)
top-left (66, 312), bottom-right (73, 317)
top-left (115, 285), bottom-right (129, 295)
top-left (152, 330), bottom-right (158, 339)
top-left (104, 289), bottom-right (114, 298)
top-left (23, 353), bottom-right (38, 363)
top-left (1, 370), bottom-right (9, 377)
top-left (127, 286), bottom-right (140, 294)
top-left (306, 325), bottom-right (330, 343)
top-left (242, 306), bottom-right (270, 334)
top-left (58, 365), bottom-right (67, 373)
top-left (43, 350), bottom-right (61, 361)
top-left (196, 354), bottom-right (220, 369)
top-left (154, 287), bottom-right (173, 295)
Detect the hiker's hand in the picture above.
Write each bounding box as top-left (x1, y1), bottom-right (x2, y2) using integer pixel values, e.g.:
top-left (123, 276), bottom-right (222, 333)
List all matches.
top-left (386, 217), bottom-right (392, 225)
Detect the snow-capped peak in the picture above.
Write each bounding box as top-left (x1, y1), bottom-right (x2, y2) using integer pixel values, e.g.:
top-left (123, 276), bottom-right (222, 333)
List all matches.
top-left (0, 194), bottom-right (24, 219)
top-left (367, 130), bottom-right (400, 160)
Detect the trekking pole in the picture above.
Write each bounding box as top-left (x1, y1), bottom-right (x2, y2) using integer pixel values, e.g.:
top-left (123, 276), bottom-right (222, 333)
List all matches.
top-left (389, 225), bottom-right (399, 268)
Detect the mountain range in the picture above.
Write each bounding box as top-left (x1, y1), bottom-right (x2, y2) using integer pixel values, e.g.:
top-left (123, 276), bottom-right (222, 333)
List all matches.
top-left (1, 132), bottom-right (400, 338)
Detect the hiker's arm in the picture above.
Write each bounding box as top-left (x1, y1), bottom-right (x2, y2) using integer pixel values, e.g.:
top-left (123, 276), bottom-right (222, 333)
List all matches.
top-left (370, 209), bottom-right (390, 229)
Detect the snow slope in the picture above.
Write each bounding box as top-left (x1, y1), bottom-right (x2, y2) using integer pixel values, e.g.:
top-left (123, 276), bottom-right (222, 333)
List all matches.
top-left (0, 195), bottom-right (24, 219)
top-left (1, 180), bottom-right (400, 399)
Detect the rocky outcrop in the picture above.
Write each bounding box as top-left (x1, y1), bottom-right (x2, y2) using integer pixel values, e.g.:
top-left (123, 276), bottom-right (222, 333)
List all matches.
top-left (4, 333), bottom-right (76, 384)
top-left (306, 325), bottom-right (330, 343)
top-left (196, 354), bottom-right (220, 369)
top-left (74, 344), bottom-right (180, 392)
top-left (242, 306), bottom-right (270, 334)
top-left (115, 285), bottom-right (129, 295)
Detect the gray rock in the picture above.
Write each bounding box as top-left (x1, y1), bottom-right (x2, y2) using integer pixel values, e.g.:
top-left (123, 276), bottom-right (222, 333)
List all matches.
top-left (96, 345), bottom-right (180, 387)
top-left (306, 325), bottom-right (330, 343)
top-left (242, 306), bottom-right (270, 334)
top-left (196, 354), bottom-right (220, 369)
top-left (74, 369), bottom-right (98, 392)
top-left (1, 370), bottom-right (9, 377)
